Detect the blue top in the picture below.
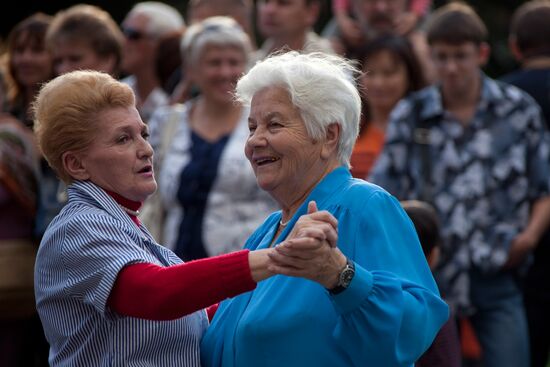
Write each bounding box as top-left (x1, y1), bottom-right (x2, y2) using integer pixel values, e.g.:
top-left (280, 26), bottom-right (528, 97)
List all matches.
top-left (176, 130), bottom-right (230, 260)
top-left (201, 167), bottom-right (449, 367)
top-left (35, 180), bottom-right (207, 366)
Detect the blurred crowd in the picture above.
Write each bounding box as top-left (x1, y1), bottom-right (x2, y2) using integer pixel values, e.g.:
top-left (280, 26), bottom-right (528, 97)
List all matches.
top-left (1, 0), bottom-right (549, 366)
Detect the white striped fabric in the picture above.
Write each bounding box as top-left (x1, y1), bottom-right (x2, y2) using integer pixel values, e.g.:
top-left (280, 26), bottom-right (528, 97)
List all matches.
top-left (35, 180), bottom-right (208, 366)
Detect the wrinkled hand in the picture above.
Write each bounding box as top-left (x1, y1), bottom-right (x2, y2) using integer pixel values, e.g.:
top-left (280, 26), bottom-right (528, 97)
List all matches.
top-left (269, 201), bottom-right (346, 288)
top-left (287, 201), bottom-right (338, 248)
top-left (503, 231), bottom-right (538, 269)
top-left (268, 238), bottom-right (346, 289)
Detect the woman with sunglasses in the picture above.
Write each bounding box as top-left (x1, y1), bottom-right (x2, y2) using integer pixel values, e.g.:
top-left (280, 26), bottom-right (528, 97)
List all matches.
top-left (120, 1), bottom-right (184, 122)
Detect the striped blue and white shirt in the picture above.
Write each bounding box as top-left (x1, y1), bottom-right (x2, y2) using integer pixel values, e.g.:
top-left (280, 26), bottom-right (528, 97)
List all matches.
top-left (35, 180), bottom-right (208, 366)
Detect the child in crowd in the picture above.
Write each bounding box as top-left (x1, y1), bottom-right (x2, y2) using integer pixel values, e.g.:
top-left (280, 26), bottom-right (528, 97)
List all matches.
top-left (402, 200), bottom-right (461, 367)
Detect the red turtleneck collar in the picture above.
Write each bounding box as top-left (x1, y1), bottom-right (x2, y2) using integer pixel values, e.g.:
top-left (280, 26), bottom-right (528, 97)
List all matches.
top-left (105, 190), bottom-right (142, 227)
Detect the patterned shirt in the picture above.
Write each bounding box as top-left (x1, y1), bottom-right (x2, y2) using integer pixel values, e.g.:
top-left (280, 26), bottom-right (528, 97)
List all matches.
top-left (35, 180), bottom-right (207, 366)
top-left (369, 75), bottom-right (550, 314)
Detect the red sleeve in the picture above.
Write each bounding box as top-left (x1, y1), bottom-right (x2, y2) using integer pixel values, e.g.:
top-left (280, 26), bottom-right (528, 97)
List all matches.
top-left (410, 0), bottom-right (432, 17)
top-left (107, 250), bottom-right (256, 320)
top-left (206, 303), bottom-right (220, 321)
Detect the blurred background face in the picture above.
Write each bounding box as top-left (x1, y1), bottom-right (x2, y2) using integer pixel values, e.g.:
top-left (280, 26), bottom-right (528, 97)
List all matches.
top-left (10, 31), bottom-right (53, 88)
top-left (121, 13), bottom-right (157, 75)
top-left (52, 38), bottom-right (114, 76)
top-left (257, 0), bottom-right (316, 39)
top-left (191, 45), bottom-right (246, 104)
top-left (361, 49), bottom-right (409, 112)
top-left (190, 3), bottom-right (251, 36)
top-left (354, 0), bottom-right (407, 35)
top-left (431, 42), bottom-right (488, 95)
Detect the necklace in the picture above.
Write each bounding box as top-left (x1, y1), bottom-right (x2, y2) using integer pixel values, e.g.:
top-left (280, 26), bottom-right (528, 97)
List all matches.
top-left (119, 204), bottom-right (140, 217)
top-left (279, 218), bottom-right (290, 227)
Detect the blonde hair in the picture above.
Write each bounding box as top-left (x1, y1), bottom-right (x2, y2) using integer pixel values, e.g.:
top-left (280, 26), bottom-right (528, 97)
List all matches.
top-left (33, 70), bottom-right (135, 183)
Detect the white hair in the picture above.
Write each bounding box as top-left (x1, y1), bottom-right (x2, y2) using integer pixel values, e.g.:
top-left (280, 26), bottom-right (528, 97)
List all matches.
top-left (236, 51), bottom-right (361, 168)
top-left (130, 1), bottom-right (184, 37)
top-left (181, 16), bottom-right (251, 66)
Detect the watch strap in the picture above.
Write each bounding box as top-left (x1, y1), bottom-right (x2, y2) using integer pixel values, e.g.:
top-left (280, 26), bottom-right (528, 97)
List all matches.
top-left (328, 257), bottom-right (355, 295)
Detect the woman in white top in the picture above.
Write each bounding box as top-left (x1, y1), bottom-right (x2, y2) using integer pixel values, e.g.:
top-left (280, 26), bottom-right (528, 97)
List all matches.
top-left (148, 16), bottom-right (277, 260)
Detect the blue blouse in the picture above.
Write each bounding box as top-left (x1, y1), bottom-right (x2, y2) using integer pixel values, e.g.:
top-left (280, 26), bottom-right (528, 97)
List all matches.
top-left (201, 167), bottom-right (449, 367)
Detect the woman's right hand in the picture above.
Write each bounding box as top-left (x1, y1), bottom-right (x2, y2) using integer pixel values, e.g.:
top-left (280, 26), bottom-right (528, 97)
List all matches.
top-left (287, 201), bottom-right (338, 248)
top-left (267, 237), bottom-right (347, 289)
top-left (267, 201), bottom-right (346, 288)
top-left (248, 201), bottom-right (338, 283)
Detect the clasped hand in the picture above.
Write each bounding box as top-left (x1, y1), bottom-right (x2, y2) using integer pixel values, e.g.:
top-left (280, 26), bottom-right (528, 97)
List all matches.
top-left (268, 201), bottom-right (347, 289)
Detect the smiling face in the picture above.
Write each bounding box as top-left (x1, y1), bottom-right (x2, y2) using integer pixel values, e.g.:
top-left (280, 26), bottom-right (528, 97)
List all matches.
top-left (361, 49), bottom-right (409, 114)
top-left (245, 86), bottom-right (339, 207)
top-left (68, 106), bottom-right (156, 202)
top-left (10, 32), bottom-right (53, 89)
top-left (191, 45), bottom-right (247, 105)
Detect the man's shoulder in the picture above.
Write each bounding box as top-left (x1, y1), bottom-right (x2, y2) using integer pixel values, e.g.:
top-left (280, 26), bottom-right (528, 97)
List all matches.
top-left (486, 76), bottom-right (541, 108)
top-left (500, 69), bottom-right (527, 85)
top-left (500, 68), bottom-right (550, 84)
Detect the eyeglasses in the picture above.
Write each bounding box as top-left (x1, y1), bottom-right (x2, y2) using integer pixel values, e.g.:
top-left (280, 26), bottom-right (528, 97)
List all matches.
top-left (123, 27), bottom-right (147, 41)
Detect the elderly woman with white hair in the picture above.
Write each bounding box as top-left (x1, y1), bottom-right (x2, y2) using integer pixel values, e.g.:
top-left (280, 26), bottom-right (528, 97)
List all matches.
top-left (200, 51), bottom-right (449, 367)
top-left (148, 16), bottom-right (277, 259)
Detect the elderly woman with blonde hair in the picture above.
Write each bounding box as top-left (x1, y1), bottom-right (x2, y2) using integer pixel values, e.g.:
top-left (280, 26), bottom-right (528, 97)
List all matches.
top-left (32, 69), bottom-right (338, 366)
top-left (200, 51), bottom-right (449, 367)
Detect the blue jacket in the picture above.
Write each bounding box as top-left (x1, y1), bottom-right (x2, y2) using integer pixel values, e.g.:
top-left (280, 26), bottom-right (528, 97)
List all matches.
top-left (201, 167), bottom-right (449, 367)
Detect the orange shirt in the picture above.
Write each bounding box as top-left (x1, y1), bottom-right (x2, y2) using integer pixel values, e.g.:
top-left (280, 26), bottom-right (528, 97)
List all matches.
top-left (350, 124), bottom-right (385, 179)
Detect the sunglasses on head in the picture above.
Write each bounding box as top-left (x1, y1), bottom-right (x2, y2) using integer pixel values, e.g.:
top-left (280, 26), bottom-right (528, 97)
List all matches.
top-left (123, 28), bottom-right (146, 41)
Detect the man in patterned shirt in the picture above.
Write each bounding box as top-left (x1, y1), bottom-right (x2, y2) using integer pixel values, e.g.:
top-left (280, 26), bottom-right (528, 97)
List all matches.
top-left (369, 3), bottom-right (550, 367)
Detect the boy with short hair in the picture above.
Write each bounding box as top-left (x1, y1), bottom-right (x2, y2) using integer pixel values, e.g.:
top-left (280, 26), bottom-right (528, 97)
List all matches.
top-left (370, 3), bottom-right (550, 367)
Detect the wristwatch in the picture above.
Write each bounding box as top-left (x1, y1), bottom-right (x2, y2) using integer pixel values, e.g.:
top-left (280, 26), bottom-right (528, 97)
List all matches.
top-left (328, 257), bottom-right (355, 295)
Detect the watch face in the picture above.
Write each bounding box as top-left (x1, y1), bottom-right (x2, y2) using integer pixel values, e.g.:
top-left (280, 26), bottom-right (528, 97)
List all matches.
top-left (340, 267), bottom-right (355, 288)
